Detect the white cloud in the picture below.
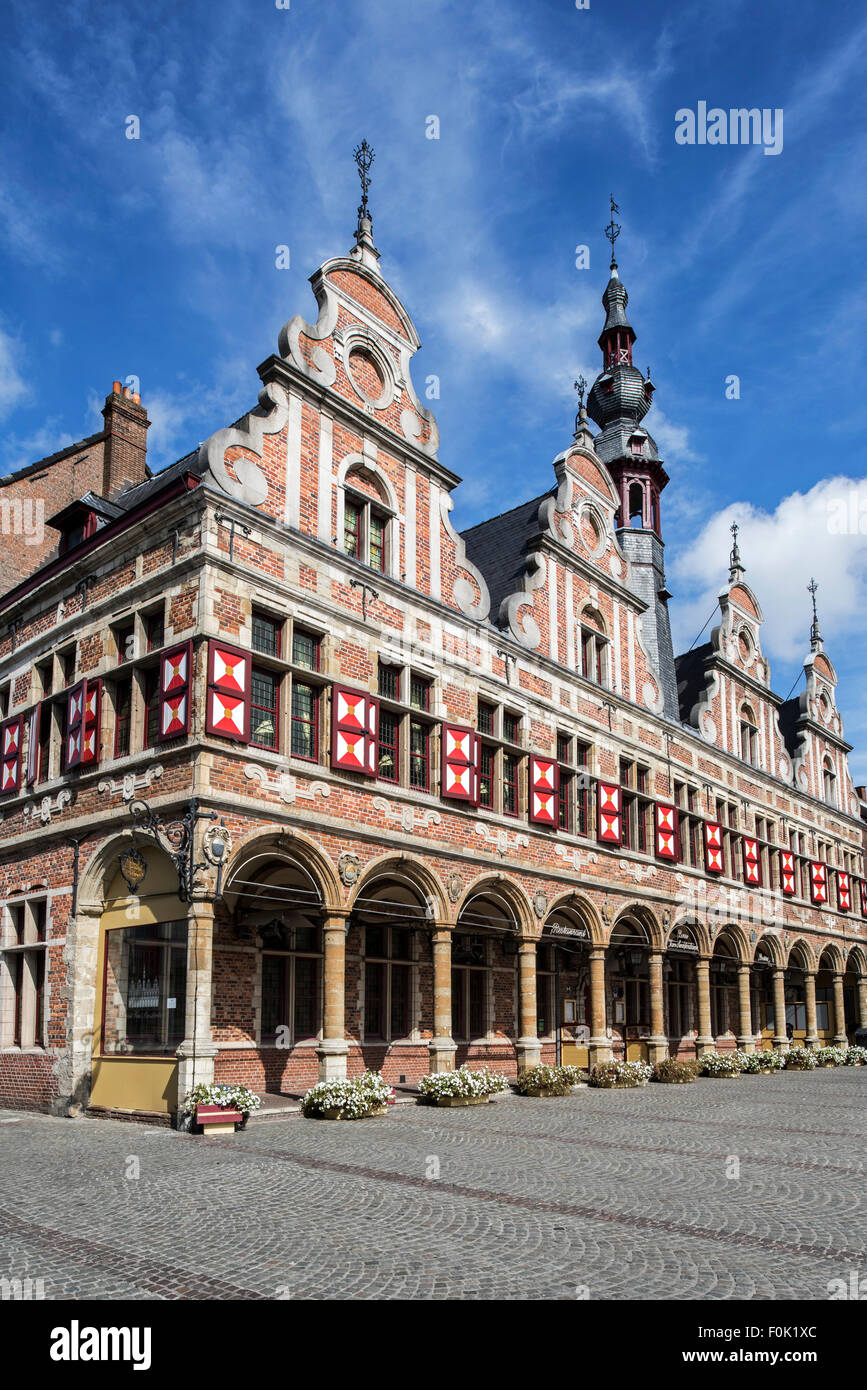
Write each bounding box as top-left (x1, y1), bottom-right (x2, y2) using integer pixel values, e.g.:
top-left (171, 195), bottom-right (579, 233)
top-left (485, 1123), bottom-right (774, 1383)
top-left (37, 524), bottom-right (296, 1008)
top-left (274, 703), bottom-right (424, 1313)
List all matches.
top-left (0, 325), bottom-right (28, 421)
top-left (669, 476), bottom-right (867, 672)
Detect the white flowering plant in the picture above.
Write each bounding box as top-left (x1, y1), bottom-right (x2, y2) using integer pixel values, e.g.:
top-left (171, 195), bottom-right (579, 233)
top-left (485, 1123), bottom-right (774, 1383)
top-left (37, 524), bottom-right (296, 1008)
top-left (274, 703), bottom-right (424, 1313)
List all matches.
top-left (742, 1050), bottom-right (783, 1072)
top-left (589, 1059), bottom-right (651, 1088)
top-left (698, 1052), bottom-right (742, 1077)
top-left (784, 1046), bottom-right (817, 1070)
top-left (517, 1064), bottom-right (582, 1096)
top-left (418, 1065), bottom-right (509, 1100)
top-left (814, 1046), bottom-right (847, 1066)
top-left (183, 1082), bottom-right (262, 1115)
top-left (844, 1045), bottom-right (867, 1065)
top-left (301, 1071), bottom-right (393, 1119)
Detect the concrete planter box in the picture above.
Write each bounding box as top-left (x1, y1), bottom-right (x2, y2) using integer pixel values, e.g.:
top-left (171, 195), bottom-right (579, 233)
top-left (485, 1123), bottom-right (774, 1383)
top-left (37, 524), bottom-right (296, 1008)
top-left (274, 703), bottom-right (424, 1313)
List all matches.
top-left (520, 1088), bottom-right (569, 1098)
top-left (313, 1104), bottom-right (388, 1120)
top-left (432, 1094), bottom-right (491, 1107)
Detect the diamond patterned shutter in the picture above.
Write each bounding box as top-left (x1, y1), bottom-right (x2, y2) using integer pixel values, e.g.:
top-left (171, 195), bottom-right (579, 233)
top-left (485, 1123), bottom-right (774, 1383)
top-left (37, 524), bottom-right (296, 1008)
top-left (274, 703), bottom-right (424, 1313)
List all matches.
top-left (80, 679), bottom-right (102, 766)
top-left (159, 640), bottom-right (193, 742)
top-left (837, 871), bottom-right (851, 913)
top-left (529, 755), bottom-right (559, 827)
top-left (809, 861), bottom-right (828, 905)
top-left (860, 880), bottom-right (867, 918)
top-left (597, 782), bottom-right (621, 844)
top-left (742, 836), bottom-right (761, 887)
top-left (26, 703), bottom-right (41, 786)
top-left (441, 725), bottom-right (479, 804)
top-left (703, 822), bottom-right (724, 874)
top-left (206, 640), bottom-right (251, 742)
top-left (655, 803), bottom-right (679, 860)
top-left (0, 716), bottom-right (22, 796)
top-left (331, 686), bottom-right (378, 776)
top-left (779, 850), bottom-right (796, 896)
top-left (65, 680), bottom-right (86, 770)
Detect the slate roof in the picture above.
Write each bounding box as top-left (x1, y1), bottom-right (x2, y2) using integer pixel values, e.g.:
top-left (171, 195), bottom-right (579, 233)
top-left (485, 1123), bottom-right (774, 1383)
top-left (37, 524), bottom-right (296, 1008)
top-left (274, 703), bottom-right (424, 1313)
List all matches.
top-left (777, 697), bottom-right (803, 759)
top-left (674, 641), bottom-right (713, 725)
top-left (460, 491), bottom-right (553, 623)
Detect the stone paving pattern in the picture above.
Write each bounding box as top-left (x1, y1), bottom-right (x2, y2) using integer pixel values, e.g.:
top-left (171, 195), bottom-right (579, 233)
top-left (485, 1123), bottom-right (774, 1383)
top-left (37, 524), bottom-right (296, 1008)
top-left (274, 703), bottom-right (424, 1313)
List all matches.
top-left (0, 1069), bottom-right (865, 1300)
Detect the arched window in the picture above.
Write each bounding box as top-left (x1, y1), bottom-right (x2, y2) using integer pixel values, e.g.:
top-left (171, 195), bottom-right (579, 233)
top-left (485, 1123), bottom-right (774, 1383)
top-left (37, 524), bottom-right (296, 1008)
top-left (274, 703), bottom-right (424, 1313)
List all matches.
top-left (342, 468), bottom-right (392, 574)
top-left (739, 705), bottom-right (758, 767)
top-left (823, 758), bottom-right (837, 808)
top-left (628, 482), bottom-right (644, 528)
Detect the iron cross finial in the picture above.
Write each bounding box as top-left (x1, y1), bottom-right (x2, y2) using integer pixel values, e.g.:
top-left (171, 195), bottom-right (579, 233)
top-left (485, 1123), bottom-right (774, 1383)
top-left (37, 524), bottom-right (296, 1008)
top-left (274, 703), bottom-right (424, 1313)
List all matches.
top-left (807, 577), bottom-right (822, 646)
top-left (574, 375), bottom-right (588, 409)
top-left (604, 195), bottom-right (621, 266)
top-left (729, 520), bottom-right (741, 572)
top-left (353, 139), bottom-right (375, 222)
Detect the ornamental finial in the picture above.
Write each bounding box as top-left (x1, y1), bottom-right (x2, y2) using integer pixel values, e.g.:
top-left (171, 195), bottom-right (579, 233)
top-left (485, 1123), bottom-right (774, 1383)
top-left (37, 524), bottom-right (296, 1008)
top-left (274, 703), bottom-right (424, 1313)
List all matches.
top-left (604, 195), bottom-right (621, 269)
top-left (729, 520), bottom-right (743, 578)
top-left (573, 375), bottom-right (588, 436)
top-left (808, 577), bottom-right (822, 649)
top-left (354, 139), bottom-right (375, 228)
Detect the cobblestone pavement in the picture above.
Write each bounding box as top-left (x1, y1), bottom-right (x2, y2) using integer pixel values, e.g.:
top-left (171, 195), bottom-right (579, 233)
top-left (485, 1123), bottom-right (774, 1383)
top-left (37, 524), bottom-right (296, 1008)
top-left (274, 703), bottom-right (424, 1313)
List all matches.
top-left (0, 1070), bottom-right (865, 1300)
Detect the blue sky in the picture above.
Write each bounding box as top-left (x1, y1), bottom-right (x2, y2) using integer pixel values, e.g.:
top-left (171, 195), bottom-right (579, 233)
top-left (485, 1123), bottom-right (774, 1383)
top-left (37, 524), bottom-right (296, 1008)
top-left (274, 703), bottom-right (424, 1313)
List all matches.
top-left (2, 0), bottom-right (867, 776)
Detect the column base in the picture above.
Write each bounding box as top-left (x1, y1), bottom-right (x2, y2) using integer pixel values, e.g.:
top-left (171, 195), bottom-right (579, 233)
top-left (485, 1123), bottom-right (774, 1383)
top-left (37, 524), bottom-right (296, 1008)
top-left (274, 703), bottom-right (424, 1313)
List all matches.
top-left (834, 1035), bottom-right (848, 1048)
top-left (647, 1038), bottom-right (668, 1064)
top-left (516, 1037), bottom-right (542, 1072)
top-left (805, 1035), bottom-right (819, 1050)
top-left (588, 1037), bottom-right (612, 1066)
top-left (695, 1037), bottom-right (715, 1056)
top-left (428, 1037), bottom-right (457, 1074)
top-left (316, 1038), bottom-right (349, 1081)
top-left (772, 1037), bottom-right (790, 1053)
top-left (736, 1037), bottom-right (756, 1054)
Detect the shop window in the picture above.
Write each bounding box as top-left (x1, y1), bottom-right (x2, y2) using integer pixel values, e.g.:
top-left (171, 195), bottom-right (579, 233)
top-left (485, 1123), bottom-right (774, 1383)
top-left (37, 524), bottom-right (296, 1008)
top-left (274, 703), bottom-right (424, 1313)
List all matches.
top-left (101, 921), bottom-right (187, 1056)
top-left (363, 926), bottom-right (413, 1041)
top-left (5, 900), bottom-right (47, 1049)
top-left (260, 922), bottom-right (321, 1042)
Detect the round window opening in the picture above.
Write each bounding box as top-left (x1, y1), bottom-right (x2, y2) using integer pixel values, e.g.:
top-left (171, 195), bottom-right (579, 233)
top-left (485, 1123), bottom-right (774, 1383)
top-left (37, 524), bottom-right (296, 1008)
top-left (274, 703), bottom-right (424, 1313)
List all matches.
top-left (347, 348), bottom-right (385, 402)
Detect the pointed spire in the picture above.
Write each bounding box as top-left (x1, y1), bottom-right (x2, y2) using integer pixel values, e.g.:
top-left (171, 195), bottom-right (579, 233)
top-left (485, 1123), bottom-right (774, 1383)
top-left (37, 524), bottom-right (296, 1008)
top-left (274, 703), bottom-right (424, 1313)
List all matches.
top-left (729, 521), bottom-right (745, 582)
top-left (349, 139), bottom-right (381, 274)
top-left (808, 577), bottom-right (823, 650)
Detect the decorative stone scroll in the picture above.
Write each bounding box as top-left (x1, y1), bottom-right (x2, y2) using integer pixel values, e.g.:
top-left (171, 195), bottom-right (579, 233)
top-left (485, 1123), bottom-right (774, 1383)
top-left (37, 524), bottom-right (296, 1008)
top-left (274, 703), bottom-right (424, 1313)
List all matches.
top-left (243, 764), bottom-right (331, 806)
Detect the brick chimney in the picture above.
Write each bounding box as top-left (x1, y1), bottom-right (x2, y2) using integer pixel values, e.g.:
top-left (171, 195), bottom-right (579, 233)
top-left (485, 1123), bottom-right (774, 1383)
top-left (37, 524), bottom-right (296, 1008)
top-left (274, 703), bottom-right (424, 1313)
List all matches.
top-left (101, 382), bottom-right (149, 497)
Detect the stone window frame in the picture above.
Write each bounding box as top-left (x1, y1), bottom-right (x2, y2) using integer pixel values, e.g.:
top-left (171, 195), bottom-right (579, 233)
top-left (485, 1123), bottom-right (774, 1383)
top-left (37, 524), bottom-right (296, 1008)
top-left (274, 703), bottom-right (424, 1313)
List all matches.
top-left (475, 694), bottom-right (527, 820)
top-left (374, 658), bottom-right (438, 793)
top-left (256, 922), bottom-right (323, 1049)
top-left (0, 896), bottom-right (49, 1051)
top-left (360, 922), bottom-right (418, 1045)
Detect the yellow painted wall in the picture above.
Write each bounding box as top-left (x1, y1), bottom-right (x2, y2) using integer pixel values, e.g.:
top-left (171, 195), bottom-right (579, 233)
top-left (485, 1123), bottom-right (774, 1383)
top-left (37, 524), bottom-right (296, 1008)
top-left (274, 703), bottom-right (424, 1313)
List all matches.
top-left (90, 847), bottom-right (186, 1116)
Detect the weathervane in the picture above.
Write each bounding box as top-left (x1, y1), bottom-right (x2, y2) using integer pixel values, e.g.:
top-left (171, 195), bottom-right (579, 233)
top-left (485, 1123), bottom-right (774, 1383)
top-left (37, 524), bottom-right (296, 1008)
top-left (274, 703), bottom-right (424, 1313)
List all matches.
top-left (354, 139), bottom-right (375, 224)
top-left (729, 520), bottom-right (741, 572)
top-left (807, 577), bottom-right (822, 647)
top-left (573, 375), bottom-right (588, 434)
top-left (604, 195), bottom-right (621, 267)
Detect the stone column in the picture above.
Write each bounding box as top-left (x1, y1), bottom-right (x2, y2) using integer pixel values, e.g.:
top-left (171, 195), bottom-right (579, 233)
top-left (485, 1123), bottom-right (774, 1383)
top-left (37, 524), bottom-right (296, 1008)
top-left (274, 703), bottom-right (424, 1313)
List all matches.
top-left (804, 970), bottom-right (819, 1049)
top-left (53, 903), bottom-right (103, 1117)
top-left (428, 924), bottom-right (456, 1074)
top-left (588, 947), bottom-right (611, 1065)
top-left (736, 964), bottom-right (756, 1053)
top-left (772, 968), bottom-right (789, 1053)
top-left (516, 939), bottom-right (542, 1071)
top-left (695, 955), bottom-right (714, 1055)
top-left (648, 950), bottom-right (667, 1064)
top-left (857, 974), bottom-right (867, 1029)
top-left (832, 971), bottom-right (847, 1046)
top-left (176, 896), bottom-right (218, 1115)
top-left (317, 911), bottom-right (349, 1081)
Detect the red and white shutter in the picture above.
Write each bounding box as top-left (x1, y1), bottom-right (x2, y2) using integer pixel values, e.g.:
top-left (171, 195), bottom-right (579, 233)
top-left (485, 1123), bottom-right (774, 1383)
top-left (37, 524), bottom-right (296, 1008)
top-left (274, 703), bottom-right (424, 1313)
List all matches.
top-left (65, 680), bottom-right (85, 770)
top-left (704, 822), bottom-right (724, 874)
top-left (206, 640), bottom-right (251, 742)
top-left (80, 679), bottom-right (102, 766)
top-left (0, 716), bottom-right (22, 796)
top-left (837, 871), bottom-right (851, 913)
top-left (26, 703), bottom-right (41, 786)
top-left (779, 850), bottom-right (796, 896)
top-left (331, 686), bottom-right (378, 776)
top-left (742, 836), bottom-right (761, 887)
top-left (655, 803), bottom-right (678, 860)
top-left (159, 640), bottom-right (193, 742)
top-left (809, 861), bottom-right (828, 906)
top-left (529, 755), bottom-right (559, 828)
top-left (597, 782), bottom-right (621, 844)
top-left (860, 880), bottom-right (867, 918)
top-left (441, 725), bottom-right (479, 804)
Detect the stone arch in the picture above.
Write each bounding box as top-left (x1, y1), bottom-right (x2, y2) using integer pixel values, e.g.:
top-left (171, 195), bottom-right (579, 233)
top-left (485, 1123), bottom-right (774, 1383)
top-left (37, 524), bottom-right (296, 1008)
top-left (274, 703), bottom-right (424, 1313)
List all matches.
top-left (76, 828), bottom-right (169, 914)
top-left (455, 874), bottom-right (535, 938)
top-left (786, 936), bottom-right (818, 972)
top-left (712, 923), bottom-right (750, 964)
top-left (545, 891), bottom-right (605, 947)
top-left (221, 825), bottom-right (343, 917)
top-left (348, 852), bottom-right (449, 923)
top-left (666, 917), bottom-right (711, 957)
top-left (816, 941), bottom-right (845, 974)
top-left (752, 931), bottom-right (786, 967)
top-left (611, 901), bottom-right (664, 950)
top-left (846, 944), bottom-right (867, 977)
